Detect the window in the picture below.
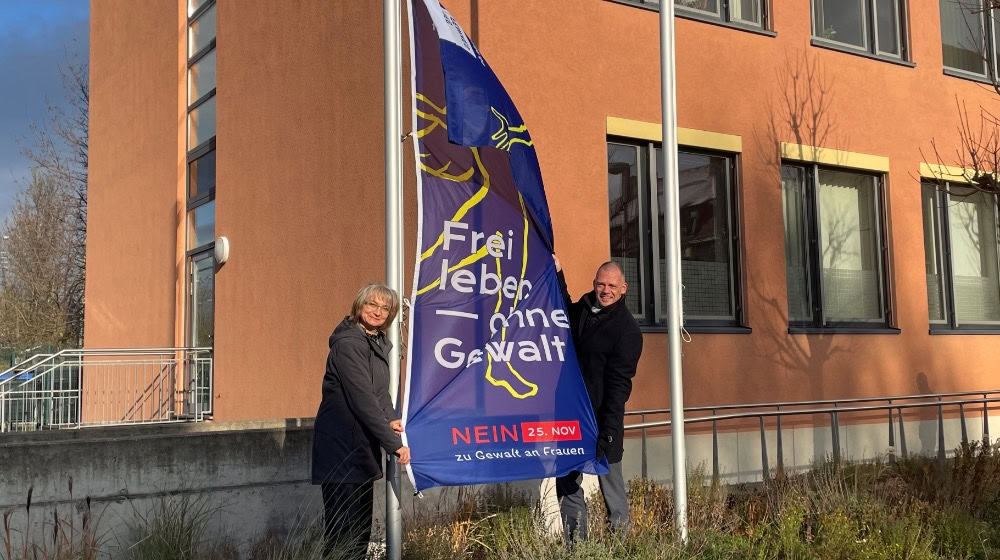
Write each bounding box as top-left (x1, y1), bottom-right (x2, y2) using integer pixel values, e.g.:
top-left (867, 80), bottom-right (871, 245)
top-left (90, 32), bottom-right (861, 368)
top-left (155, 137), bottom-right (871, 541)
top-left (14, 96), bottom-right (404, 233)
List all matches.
top-left (921, 182), bottom-right (1000, 329)
top-left (186, 0), bottom-right (216, 355)
top-left (187, 201), bottom-right (216, 251)
top-left (608, 140), bottom-right (743, 328)
top-left (606, 0), bottom-right (769, 30)
top-left (676, 0), bottom-right (768, 28)
top-left (781, 163), bottom-right (893, 329)
top-left (812, 0), bottom-right (908, 59)
top-left (940, 0), bottom-right (1000, 77)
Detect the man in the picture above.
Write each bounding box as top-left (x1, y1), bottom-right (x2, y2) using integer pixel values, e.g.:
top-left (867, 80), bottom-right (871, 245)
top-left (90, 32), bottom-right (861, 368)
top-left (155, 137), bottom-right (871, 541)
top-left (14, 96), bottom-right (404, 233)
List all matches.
top-left (554, 258), bottom-right (643, 540)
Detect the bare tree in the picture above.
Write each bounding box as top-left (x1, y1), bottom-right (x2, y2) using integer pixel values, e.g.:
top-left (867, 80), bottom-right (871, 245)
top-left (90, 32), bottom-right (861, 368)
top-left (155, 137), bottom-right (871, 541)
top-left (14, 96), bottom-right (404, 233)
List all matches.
top-left (0, 171), bottom-right (82, 348)
top-left (0, 55), bottom-right (88, 349)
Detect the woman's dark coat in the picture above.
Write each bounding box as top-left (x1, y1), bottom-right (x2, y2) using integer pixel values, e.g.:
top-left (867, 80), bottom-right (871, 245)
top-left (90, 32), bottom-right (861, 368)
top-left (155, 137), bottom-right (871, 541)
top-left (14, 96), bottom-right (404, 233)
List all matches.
top-left (558, 272), bottom-right (643, 464)
top-left (311, 317), bottom-right (402, 484)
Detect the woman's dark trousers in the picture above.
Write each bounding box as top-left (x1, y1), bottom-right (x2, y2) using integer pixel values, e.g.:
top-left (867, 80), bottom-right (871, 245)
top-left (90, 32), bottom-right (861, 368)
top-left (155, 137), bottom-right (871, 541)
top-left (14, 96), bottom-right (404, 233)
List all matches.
top-left (321, 481), bottom-right (374, 559)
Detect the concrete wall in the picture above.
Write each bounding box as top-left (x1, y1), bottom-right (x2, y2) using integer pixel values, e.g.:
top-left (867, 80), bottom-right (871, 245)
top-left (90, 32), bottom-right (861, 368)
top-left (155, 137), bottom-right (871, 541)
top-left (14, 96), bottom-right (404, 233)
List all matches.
top-left (0, 419), bottom-right (549, 556)
top-left (0, 420), bottom-right (318, 556)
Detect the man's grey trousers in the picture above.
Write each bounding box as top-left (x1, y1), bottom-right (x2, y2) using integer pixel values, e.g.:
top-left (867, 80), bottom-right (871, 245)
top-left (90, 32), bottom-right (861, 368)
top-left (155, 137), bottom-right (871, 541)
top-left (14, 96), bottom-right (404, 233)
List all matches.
top-left (555, 461), bottom-right (629, 540)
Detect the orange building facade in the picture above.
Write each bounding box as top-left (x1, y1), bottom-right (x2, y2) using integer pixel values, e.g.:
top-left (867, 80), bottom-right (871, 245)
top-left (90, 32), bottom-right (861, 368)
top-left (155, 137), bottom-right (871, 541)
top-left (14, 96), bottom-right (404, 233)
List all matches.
top-left (88, 0), bottom-right (1000, 474)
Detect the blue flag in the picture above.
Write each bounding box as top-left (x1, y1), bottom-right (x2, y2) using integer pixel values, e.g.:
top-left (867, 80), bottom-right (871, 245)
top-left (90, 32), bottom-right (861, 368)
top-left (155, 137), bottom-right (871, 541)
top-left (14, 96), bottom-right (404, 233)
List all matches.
top-left (402, 0), bottom-right (607, 491)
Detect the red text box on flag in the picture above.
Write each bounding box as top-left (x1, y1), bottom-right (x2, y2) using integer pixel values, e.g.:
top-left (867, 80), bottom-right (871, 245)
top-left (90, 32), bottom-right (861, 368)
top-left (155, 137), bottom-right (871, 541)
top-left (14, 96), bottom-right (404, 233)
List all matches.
top-left (521, 421), bottom-right (583, 442)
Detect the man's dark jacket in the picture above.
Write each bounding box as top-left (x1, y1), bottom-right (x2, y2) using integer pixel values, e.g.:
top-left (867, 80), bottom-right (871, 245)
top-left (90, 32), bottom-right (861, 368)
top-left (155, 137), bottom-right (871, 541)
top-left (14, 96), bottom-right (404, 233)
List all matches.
top-left (558, 272), bottom-right (643, 464)
top-left (311, 317), bottom-right (402, 484)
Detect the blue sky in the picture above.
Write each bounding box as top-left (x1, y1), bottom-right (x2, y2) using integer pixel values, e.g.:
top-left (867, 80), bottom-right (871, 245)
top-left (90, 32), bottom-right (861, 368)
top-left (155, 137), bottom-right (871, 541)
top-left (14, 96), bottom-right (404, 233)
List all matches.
top-left (0, 1), bottom-right (89, 222)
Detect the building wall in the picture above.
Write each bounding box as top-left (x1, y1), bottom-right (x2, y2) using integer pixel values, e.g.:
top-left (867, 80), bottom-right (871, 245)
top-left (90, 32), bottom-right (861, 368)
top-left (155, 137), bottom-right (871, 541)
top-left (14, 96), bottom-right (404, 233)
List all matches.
top-left (87, 1), bottom-right (1000, 424)
top-left (211, 1), bottom-right (393, 420)
top-left (86, 0), bottom-right (182, 349)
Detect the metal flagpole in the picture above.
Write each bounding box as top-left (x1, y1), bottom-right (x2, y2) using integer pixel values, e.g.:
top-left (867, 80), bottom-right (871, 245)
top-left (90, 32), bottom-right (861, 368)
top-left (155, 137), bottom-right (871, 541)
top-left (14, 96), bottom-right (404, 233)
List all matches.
top-left (659, 0), bottom-right (688, 543)
top-left (384, 0), bottom-right (404, 558)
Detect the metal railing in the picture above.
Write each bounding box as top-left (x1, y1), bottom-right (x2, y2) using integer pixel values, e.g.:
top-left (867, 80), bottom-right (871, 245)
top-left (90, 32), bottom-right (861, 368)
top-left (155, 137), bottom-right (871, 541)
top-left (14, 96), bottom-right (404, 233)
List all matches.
top-left (625, 390), bottom-right (1000, 480)
top-left (0, 347), bottom-right (212, 433)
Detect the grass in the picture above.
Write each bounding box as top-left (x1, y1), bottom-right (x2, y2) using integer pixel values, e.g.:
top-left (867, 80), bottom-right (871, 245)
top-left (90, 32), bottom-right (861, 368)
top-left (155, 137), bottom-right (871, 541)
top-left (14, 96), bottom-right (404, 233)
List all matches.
top-left (7, 443), bottom-right (1000, 558)
top-left (2, 480), bottom-right (104, 560)
top-left (396, 442), bottom-right (1000, 559)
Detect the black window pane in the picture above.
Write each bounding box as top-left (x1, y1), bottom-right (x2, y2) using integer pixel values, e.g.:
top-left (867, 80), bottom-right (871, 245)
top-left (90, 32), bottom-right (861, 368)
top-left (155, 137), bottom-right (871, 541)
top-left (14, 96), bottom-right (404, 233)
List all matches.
top-left (191, 254), bottom-right (215, 348)
top-left (188, 0), bottom-right (210, 17)
top-left (608, 143), bottom-right (644, 317)
top-left (814, 0), bottom-right (867, 48)
top-left (940, 0), bottom-right (986, 74)
top-left (676, 0), bottom-right (719, 17)
top-left (876, 0), bottom-right (900, 55)
top-left (921, 184), bottom-right (947, 322)
top-left (188, 95), bottom-right (216, 150)
top-left (661, 151), bottom-right (734, 319)
top-left (732, 0), bottom-right (761, 25)
top-left (781, 166), bottom-right (813, 322)
top-left (187, 201), bottom-right (215, 251)
top-left (188, 4), bottom-right (215, 56)
top-left (189, 149), bottom-right (216, 200)
top-left (188, 49), bottom-right (216, 105)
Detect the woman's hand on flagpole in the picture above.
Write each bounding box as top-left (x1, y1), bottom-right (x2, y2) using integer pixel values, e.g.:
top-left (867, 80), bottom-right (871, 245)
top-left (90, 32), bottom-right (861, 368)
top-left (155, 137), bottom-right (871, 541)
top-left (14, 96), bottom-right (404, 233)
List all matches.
top-left (390, 419), bottom-right (404, 435)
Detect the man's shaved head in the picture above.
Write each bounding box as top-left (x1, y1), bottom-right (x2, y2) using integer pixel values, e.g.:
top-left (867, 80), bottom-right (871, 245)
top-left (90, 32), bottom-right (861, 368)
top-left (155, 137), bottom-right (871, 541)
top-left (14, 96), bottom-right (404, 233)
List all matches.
top-left (596, 261), bottom-right (625, 278)
top-left (592, 261), bottom-right (627, 308)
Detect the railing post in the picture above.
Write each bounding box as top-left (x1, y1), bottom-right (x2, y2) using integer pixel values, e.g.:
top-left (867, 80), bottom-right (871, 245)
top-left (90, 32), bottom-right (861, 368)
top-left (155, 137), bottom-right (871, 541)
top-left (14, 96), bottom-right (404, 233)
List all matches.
top-left (641, 413), bottom-right (648, 480)
top-left (887, 402), bottom-right (895, 465)
top-left (711, 410), bottom-right (719, 483)
top-left (831, 409), bottom-right (841, 464)
top-left (46, 366), bottom-right (54, 428)
top-left (73, 362), bottom-right (81, 427)
top-left (776, 407), bottom-right (784, 478)
top-left (959, 403), bottom-right (968, 445)
top-left (759, 416), bottom-right (769, 482)
top-left (937, 398), bottom-right (946, 462)
top-left (898, 407), bottom-right (908, 458)
top-left (984, 394), bottom-right (991, 445)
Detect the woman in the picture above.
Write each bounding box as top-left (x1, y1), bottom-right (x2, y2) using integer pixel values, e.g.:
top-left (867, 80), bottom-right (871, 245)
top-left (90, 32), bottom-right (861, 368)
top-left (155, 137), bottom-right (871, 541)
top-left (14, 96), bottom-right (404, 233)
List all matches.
top-left (311, 283), bottom-right (410, 559)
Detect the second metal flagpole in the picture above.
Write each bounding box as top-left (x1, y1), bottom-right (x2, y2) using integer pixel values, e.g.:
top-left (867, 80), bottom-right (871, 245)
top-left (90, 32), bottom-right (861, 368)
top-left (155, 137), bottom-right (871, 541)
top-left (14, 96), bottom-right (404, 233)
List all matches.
top-left (384, 0), bottom-right (404, 558)
top-left (659, 0), bottom-right (688, 543)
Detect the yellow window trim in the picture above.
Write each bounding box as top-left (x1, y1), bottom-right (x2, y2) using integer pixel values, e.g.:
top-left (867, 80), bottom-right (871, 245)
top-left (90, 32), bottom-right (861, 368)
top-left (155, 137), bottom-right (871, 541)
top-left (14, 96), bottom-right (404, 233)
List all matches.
top-left (780, 142), bottom-right (889, 173)
top-left (918, 162), bottom-right (978, 184)
top-left (606, 116), bottom-right (742, 153)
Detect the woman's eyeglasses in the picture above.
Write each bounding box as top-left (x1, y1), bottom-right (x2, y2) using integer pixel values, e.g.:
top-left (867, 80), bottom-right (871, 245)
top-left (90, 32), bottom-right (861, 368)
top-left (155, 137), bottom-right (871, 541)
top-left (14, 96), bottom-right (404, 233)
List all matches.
top-left (364, 301), bottom-right (391, 313)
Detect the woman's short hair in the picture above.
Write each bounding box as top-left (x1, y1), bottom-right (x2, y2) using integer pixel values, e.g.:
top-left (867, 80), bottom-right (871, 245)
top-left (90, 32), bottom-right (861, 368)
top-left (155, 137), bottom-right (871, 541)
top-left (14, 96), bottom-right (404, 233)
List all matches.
top-left (349, 283), bottom-right (400, 328)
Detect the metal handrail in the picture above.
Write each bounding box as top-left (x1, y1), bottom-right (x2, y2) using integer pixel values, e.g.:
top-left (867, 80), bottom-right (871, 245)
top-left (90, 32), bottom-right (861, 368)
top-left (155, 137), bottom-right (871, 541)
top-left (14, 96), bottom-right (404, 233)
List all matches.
top-left (625, 390), bottom-right (999, 480)
top-left (625, 397), bottom-right (1000, 430)
top-left (0, 347), bottom-right (212, 393)
top-left (0, 347), bottom-right (213, 432)
top-left (624, 389), bottom-right (1000, 417)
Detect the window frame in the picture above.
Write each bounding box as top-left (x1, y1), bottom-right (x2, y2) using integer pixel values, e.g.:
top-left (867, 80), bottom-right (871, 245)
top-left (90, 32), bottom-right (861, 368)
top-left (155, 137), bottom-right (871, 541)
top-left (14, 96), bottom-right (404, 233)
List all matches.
top-left (921, 181), bottom-right (1000, 332)
top-left (608, 137), bottom-right (746, 331)
top-left (185, 0), bottom-right (217, 359)
top-left (605, 0), bottom-right (775, 36)
top-left (939, 0), bottom-right (1000, 82)
top-left (780, 161), bottom-right (897, 333)
top-left (675, 0), bottom-right (771, 31)
top-left (811, 0), bottom-right (910, 62)
top-left (186, 0), bottom-right (216, 158)
top-left (186, 247), bottom-right (215, 416)
top-left (187, 139), bottom-right (216, 209)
